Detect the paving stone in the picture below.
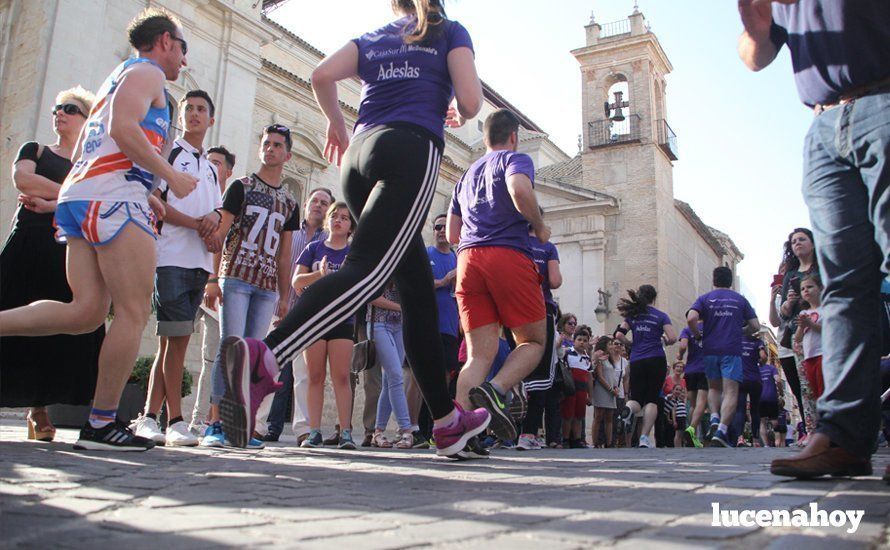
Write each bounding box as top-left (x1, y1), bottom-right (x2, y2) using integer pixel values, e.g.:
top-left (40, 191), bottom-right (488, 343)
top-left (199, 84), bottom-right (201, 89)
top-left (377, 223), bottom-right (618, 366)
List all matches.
top-left (1, 420), bottom-right (887, 547)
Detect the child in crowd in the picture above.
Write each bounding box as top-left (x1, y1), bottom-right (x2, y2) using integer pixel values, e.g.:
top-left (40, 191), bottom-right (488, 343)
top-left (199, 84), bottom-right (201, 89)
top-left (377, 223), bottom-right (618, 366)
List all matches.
top-left (561, 330), bottom-right (592, 448)
top-left (793, 273), bottom-right (824, 400)
top-left (666, 384), bottom-right (688, 447)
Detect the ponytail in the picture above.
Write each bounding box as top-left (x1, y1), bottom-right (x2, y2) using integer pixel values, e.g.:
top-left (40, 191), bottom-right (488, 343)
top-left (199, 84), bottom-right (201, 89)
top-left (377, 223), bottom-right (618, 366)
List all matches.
top-left (392, 0), bottom-right (446, 44)
top-left (616, 284), bottom-right (657, 320)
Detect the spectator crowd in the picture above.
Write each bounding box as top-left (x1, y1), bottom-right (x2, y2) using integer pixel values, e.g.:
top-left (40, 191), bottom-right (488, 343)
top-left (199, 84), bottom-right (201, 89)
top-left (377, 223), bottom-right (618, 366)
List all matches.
top-left (0, 0), bottom-right (887, 482)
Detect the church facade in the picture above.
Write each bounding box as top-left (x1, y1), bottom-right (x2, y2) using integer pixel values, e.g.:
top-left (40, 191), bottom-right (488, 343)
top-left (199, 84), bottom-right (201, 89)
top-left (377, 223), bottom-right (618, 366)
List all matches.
top-left (0, 0), bottom-right (741, 357)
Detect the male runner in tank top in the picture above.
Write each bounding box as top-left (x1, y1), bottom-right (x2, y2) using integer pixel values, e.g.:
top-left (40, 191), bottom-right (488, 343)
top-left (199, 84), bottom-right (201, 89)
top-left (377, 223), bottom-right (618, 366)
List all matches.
top-left (0, 9), bottom-right (196, 451)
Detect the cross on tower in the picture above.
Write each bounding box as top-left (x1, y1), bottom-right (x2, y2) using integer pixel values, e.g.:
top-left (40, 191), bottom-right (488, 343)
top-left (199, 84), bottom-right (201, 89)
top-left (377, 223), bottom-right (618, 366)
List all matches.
top-left (604, 90), bottom-right (629, 122)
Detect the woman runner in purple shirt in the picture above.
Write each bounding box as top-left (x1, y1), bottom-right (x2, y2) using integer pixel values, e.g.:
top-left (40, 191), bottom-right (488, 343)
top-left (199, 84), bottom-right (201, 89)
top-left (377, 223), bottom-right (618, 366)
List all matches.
top-left (217, 0), bottom-right (490, 457)
top-left (614, 285), bottom-right (677, 448)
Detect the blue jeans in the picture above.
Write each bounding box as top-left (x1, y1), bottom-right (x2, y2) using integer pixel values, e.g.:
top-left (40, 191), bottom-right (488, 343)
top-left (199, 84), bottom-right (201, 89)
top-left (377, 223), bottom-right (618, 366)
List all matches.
top-left (373, 322), bottom-right (411, 431)
top-left (803, 91), bottom-right (890, 458)
top-left (210, 278), bottom-right (278, 404)
top-left (265, 362), bottom-right (294, 436)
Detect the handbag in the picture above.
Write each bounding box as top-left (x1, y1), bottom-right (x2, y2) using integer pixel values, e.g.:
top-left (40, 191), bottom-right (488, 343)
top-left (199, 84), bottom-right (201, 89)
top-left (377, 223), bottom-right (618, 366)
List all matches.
top-left (558, 356), bottom-right (576, 397)
top-left (351, 306), bottom-right (377, 374)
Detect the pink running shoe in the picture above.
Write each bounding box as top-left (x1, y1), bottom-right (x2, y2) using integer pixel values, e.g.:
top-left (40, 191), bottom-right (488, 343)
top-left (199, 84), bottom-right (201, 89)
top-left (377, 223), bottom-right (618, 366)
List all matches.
top-left (219, 336), bottom-right (282, 448)
top-left (433, 401), bottom-right (491, 457)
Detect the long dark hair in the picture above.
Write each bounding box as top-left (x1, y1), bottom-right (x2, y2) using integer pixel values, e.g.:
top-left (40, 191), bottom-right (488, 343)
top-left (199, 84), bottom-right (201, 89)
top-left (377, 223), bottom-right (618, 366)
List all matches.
top-left (781, 227), bottom-right (816, 273)
top-left (392, 0), bottom-right (446, 44)
top-left (617, 284), bottom-right (657, 319)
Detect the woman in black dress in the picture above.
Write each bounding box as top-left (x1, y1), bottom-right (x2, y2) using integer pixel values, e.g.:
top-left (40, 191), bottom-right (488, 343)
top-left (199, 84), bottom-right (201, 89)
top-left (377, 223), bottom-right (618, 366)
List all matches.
top-left (1, 86), bottom-right (104, 441)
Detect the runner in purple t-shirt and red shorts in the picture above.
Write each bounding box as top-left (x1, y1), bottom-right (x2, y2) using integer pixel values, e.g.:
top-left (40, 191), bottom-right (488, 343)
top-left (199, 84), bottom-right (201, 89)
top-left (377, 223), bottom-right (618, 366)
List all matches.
top-left (448, 109), bottom-right (550, 443)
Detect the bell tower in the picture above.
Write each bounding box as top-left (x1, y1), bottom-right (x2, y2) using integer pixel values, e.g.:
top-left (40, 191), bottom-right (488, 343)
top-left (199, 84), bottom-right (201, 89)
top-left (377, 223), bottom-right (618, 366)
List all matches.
top-left (572, 5), bottom-right (680, 327)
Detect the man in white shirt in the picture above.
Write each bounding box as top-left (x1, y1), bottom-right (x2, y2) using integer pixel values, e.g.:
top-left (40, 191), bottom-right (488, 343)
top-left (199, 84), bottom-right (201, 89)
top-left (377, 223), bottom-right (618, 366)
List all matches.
top-left (131, 90), bottom-right (222, 446)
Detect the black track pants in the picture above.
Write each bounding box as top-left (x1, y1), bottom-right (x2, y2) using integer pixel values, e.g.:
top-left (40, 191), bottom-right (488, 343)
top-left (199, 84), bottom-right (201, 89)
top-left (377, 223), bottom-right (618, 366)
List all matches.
top-left (264, 124), bottom-right (453, 419)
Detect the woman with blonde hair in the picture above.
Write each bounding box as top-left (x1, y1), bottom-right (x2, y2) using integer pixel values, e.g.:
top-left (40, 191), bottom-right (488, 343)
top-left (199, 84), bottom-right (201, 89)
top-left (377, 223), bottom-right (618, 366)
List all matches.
top-left (1, 86), bottom-right (105, 440)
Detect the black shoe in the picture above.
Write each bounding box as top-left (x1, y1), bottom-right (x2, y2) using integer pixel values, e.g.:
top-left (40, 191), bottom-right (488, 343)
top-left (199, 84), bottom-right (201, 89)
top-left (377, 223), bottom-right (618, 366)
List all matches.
top-left (262, 432), bottom-right (281, 442)
top-left (73, 421), bottom-right (155, 452)
top-left (449, 436), bottom-right (490, 460)
top-left (361, 434), bottom-right (373, 447)
top-left (569, 438), bottom-right (586, 449)
top-left (411, 431), bottom-right (430, 449)
top-left (469, 382), bottom-right (517, 441)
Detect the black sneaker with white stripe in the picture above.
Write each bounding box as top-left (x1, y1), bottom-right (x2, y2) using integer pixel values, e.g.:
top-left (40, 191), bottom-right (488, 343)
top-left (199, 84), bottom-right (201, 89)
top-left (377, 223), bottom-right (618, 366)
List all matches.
top-left (73, 420), bottom-right (156, 451)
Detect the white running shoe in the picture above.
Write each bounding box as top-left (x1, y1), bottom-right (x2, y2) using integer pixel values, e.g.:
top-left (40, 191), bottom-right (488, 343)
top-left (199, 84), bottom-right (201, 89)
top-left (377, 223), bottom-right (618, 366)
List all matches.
top-left (638, 434), bottom-right (653, 448)
top-left (516, 433), bottom-right (541, 451)
top-left (166, 421), bottom-right (199, 447)
top-left (130, 415), bottom-right (165, 444)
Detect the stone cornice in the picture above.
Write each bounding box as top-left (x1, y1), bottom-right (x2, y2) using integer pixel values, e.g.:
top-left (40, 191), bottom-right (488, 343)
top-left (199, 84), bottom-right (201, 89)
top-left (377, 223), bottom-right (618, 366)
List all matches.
top-left (572, 33), bottom-right (673, 75)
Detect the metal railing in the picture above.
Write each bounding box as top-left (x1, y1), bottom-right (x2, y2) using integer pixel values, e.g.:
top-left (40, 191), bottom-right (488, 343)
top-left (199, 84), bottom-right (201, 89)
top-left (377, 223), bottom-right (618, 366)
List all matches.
top-left (599, 19), bottom-right (631, 39)
top-left (657, 119), bottom-right (679, 160)
top-left (588, 114), bottom-right (641, 149)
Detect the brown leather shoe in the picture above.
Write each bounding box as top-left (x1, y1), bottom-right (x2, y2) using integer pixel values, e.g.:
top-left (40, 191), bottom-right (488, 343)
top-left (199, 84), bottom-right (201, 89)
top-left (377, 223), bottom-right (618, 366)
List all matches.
top-left (770, 433), bottom-right (872, 479)
top-left (297, 433), bottom-right (309, 446)
top-left (361, 434), bottom-right (373, 447)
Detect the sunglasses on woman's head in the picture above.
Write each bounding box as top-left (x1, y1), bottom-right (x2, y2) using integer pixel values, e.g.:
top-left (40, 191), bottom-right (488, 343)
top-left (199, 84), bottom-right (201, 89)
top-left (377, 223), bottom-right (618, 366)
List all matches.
top-left (53, 103), bottom-right (86, 117)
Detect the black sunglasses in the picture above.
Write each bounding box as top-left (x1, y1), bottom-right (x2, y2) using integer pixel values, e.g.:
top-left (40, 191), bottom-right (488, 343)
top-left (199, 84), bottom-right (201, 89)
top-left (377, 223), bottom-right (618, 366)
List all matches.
top-left (266, 124), bottom-right (291, 136)
top-left (53, 103), bottom-right (86, 117)
top-left (434, 224), bottom-right (446, 231)
top-left (172, 35), bottom-right (188, 56)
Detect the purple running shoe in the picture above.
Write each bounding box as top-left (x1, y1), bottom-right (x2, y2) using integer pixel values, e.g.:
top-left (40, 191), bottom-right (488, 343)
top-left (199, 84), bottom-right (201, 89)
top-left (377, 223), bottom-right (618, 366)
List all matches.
top-left (433, 401), bottom-right (491, 457)
top-left (219, 336), bottom-right (281, 448)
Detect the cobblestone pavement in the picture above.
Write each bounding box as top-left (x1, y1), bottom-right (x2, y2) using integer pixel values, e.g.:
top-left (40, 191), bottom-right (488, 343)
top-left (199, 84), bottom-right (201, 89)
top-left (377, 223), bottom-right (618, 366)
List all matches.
top-left (1, 420), bottom-right (888, 549)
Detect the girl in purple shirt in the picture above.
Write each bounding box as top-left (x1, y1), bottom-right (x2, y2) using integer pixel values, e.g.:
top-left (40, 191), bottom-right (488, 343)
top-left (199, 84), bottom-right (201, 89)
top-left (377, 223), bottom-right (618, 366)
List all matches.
top-left (292, 202), bottom-right (356, 448)
top-left (614, 285), bottom-right (677, 448)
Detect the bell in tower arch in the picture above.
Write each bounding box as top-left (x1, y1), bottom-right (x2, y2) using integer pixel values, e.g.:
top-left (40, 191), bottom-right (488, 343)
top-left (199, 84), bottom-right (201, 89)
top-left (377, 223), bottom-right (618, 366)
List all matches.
top-left (605, 90), bottom-right (629, 122)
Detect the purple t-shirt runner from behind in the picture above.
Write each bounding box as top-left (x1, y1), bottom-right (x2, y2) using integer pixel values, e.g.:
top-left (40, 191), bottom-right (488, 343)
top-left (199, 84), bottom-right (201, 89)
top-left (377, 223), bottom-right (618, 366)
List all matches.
top-left (679, 325), bottom-right (704, 374)
top-left (352, 16), bottom-right (473, 141)
top-left (529, 236), bottom-right (559, 308)
top-left (740, 335), bottom-right (765, 384)
top-left (626, 306), bottom-right (672, 362)
top-left (760, 363), bottom-right (779, 402)
top-left (690, 288), bottom-right (757, 357)
top-left (450, 150), bottom-right (536, 255)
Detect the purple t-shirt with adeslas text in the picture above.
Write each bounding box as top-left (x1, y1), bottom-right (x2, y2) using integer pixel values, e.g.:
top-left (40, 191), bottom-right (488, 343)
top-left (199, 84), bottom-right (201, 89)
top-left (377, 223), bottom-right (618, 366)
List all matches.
top-left (740, 335), bottom-right (765, 384)
top-left (626, 306), bottom-right (672, 362)
top-left (690, 288), bottom-right (757, 357)
top-left (450, 150), bottom-right (536, 255)
top-left (679, 325), bottom-right (704, 374)
top-left (352, 17), bottom-right (473, 141)
top-left (529, 236), bottom-right (559, 307)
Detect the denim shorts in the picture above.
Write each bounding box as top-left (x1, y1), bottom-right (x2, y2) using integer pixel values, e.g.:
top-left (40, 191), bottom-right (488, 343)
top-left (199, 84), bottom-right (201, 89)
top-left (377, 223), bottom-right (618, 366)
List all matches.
top-left (703, 355), bottom-right (743, 383)
top-left (153, 266), bottom-right (209, 336)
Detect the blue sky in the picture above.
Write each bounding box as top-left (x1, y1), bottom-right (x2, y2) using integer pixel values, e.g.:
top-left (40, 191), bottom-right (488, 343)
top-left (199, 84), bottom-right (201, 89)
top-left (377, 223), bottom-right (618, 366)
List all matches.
top-left (271, 0), bottom-right (813, 322)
